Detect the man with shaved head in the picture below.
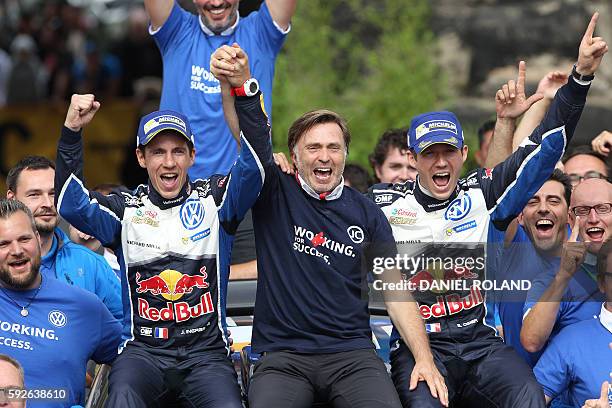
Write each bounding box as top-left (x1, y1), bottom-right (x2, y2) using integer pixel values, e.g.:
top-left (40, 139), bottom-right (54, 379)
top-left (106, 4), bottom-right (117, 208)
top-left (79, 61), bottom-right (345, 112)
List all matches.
top-left (521, 178), bottom-right (610, 354)
top-left (0, 355), bottom-right (25, 408)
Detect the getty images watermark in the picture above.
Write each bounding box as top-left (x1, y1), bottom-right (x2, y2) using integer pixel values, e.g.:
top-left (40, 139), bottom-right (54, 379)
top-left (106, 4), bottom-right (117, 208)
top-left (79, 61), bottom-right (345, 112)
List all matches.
top-left (370, 253), bottom-right (532, 293)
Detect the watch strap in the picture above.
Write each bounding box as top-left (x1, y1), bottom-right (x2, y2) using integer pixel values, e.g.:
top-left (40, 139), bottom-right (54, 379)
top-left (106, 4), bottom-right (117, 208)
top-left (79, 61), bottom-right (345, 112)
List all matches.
top-left (231, 78), bottom-right (259, 97)
top-left (572, 64), bottom-right (594, 82)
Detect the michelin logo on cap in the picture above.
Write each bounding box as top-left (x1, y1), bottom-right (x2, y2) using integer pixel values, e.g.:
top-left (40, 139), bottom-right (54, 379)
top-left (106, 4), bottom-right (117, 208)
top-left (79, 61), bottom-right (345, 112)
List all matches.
top-left (143, 115), bottom-right (187, 135)
top-left (408, 111), bottom-right (464, 154)
top-left (415, 120), bottom-right (458, 140)
top-left (137, 109), bottom-right (194, 147)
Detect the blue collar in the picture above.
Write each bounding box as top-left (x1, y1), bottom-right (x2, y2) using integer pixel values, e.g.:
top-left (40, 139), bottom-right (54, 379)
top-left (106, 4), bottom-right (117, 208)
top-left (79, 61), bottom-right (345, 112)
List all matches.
top-left (601, 303), bottom-right (612, 334)
top-left (41, 229), bottom-right (60, 267)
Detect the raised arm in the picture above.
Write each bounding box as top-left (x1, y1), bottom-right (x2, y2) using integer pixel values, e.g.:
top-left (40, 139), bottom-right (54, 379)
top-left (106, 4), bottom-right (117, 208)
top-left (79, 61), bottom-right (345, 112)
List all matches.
top-left (210, 44), bottom-right (273, 227)
top-left (266, 0), bottom-right (297, 31)
top-left (144, 0), bottom-right (174, 31)
top-left (55, 94), bottom-right (125, 247)
top-left (520, 217), bottom-right (585, 352)
top-left (482, 13), bottom-right (607, 227)
top-left (210, 43), bottom-right (241, 144)
top-left (512, 71), bottom-right (568, 152)
top-left (506, 13), bottom-right (605, 156)
top-left (485, 60), bottom-right (543, 168)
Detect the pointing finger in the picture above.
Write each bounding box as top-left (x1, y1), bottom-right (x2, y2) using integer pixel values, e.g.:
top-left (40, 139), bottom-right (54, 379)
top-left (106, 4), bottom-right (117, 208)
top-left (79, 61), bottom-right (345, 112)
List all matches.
top-left (598, 381), bottom-right (609, 400)
top-left (517, 60), bottom-right (526, 91)
top-left (569, 216), bottom-right (580, 242)
top-left (583, 12), bottom-right (599, 42)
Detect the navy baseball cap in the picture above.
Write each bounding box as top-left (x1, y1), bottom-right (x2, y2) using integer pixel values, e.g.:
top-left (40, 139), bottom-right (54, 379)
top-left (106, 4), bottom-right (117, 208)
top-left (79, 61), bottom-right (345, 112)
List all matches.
top-left (407, 111), bottom-right (464, 154)
top-left (137, 110), bottom-right (195, 147)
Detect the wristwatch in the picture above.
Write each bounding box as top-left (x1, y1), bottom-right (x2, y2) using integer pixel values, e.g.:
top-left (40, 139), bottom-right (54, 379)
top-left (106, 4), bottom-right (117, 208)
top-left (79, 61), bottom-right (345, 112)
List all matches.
top-left (231, 78), bottom-right (260, 97)
top-left (571, 64), bottom-right (594, 82)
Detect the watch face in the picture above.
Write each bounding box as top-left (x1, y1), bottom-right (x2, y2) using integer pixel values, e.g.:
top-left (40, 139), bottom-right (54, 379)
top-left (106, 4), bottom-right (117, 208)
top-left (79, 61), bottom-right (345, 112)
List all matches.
top-left (248, 81), bottom-right (258, 93)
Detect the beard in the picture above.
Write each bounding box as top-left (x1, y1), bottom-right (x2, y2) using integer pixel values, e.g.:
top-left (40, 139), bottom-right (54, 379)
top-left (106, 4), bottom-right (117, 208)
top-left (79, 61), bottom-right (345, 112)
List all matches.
top-left (33, 213), bottom-right (58, 235)
top-left (201, 2), bottom-right (237, 34)
top-left (0, 256), bottom-right (40, 290)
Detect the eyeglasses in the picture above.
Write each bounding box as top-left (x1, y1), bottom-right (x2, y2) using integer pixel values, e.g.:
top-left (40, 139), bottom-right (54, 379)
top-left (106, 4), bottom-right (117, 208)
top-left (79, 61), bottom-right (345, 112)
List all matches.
top-left (571, 203), bottom-right (612, 216)
top-left (567, 171), bottom-right (606, 186)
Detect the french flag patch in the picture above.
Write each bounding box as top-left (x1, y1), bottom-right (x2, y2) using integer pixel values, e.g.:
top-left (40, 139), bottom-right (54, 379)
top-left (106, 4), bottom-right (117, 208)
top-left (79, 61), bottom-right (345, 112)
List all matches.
top-left (425, 323), bottom-right (441, 333)
top-left (154, 327), bottom-right (168, 339)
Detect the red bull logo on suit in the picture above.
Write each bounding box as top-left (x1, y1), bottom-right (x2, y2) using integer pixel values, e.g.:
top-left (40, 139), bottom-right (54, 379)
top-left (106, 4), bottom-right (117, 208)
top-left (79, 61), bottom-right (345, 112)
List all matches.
top-left (135, 267), bottom-right (214, 323)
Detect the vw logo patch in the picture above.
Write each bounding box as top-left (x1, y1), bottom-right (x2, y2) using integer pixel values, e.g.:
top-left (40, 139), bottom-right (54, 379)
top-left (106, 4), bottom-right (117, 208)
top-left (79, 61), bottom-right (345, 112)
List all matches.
top-left (347, 226), bottom-right (365, 244)
top-left (180, 199), bottom-right (205, 230)
top-left (48, 310), bottom-right (67, 328)
top-left (444, 194), bottom-right (471, 221)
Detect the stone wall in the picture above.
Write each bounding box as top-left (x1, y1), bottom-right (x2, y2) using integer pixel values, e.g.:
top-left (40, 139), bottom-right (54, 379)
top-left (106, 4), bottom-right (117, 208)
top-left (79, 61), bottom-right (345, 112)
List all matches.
top-left (431, 0), bottom-right (612, 144)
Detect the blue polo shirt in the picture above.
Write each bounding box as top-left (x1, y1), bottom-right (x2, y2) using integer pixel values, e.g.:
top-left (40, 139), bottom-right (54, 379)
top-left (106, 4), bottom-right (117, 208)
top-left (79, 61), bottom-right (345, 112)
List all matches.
top-left (489, 225), bottom-right (558, 366)
top-left (152, 2), bottom-right (287, 178)
top-left (535, 304), bottom-right (612, 407)
top-left (39, 227), bottom-right (122, 321)
top-left (523, 254), bottom-right (604, 340)
top-left (0, 277), bottom-right (121, 407)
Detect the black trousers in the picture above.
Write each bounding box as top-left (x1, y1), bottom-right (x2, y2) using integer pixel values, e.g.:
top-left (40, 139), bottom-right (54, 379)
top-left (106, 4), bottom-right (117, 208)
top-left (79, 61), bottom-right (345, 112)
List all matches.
top-left (390, 340), bottom-right (546, 408)
top-left (248, 349), bottom-right (402, 408)
top-left (105, 345), bottom-right (242, 408)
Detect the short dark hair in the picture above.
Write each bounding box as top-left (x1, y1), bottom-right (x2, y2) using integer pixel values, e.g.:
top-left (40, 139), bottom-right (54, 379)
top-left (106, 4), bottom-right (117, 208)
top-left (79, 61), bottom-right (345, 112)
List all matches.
top-left (0, 198), bottom-right (36, 232)
top-left (548, 169), bottom-right (572, 206)
top-left (344, 163), bottom-right (371, 193)
top-left (562, 145), bottom-right (609, 176)
top-left (477, 120), bottom-right (496, 147)
top-left (368, 128), bottom-right (409, 172)
top-left (6, 156), bottom-right (55, 193)
top-left (287, 110), bottom-right (351, 155)
top-left (0, 354), bottom-right (24, 385)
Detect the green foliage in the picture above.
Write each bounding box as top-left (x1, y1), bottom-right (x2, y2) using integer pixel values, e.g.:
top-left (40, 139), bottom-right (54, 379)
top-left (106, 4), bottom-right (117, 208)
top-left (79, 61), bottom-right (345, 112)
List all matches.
top-left (271, 0), bottom-right (447, 170)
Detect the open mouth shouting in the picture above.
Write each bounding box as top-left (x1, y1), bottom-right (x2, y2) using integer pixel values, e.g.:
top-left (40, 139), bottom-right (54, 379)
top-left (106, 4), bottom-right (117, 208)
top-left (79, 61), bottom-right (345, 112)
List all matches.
top-left (535, 218), bottom-right (555, 238)
top-left (585, 226), bottom-right (605, 242)
top-left (432, 172), bottom-right (451, 189)
top-left (313, 167), bottom-right (332, 183)
top-left (159, 173), bottom-right (179, 191)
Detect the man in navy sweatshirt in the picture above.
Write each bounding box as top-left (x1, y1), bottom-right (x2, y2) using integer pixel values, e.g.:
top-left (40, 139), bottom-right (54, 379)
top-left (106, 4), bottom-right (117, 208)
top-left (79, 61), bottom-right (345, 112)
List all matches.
top-left (211, 46), bottom-right (448, 408)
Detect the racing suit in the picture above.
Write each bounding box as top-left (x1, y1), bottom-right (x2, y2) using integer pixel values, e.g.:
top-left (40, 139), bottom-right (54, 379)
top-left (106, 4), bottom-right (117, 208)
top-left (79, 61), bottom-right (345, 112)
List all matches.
top-left (55, 93), bottom-right (272, 407)
top-left (370, 77), bottom-right (589, 407)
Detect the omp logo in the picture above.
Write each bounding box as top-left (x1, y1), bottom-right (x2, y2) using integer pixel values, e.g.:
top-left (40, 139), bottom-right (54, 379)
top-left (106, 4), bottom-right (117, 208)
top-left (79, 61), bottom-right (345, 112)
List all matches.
top-left (48, 310), bottom-right (67, 328)
top-left (347, 226), bottom-right (364, 244)
top-left (375, 194), bottom-right (392, 204)
top-left (465, 176), bottom-right (479, 187)
top-left (180, 199), bottom-right (205, 230)
top-left (140, 327), bottom-right (153, 337)
top-left (444, 194), bottom-right (471, 221)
